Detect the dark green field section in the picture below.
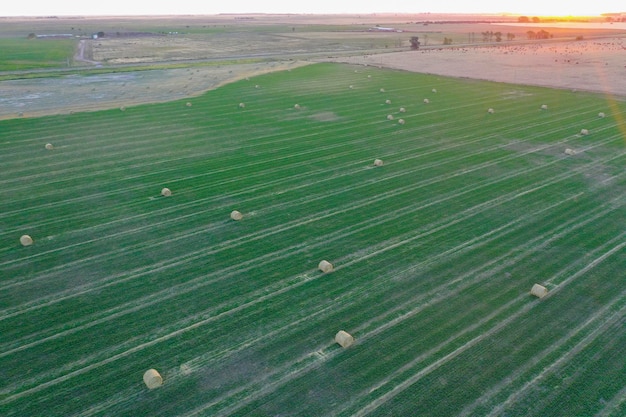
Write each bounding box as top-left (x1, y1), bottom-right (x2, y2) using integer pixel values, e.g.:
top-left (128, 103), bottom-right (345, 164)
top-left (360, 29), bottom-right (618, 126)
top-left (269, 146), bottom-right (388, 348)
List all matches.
top-left (0, 63), bottom-right (624, 416)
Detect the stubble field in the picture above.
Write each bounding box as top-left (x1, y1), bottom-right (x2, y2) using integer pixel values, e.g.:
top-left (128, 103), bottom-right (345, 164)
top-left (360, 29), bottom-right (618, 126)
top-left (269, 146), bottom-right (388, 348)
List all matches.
top-left (1, 62), bottom-right (625, 416)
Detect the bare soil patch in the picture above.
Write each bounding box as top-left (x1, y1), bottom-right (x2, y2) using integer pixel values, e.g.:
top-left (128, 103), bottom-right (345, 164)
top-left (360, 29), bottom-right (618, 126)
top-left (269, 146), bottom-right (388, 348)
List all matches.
top-left (322, 37), bottom-right (626, 96)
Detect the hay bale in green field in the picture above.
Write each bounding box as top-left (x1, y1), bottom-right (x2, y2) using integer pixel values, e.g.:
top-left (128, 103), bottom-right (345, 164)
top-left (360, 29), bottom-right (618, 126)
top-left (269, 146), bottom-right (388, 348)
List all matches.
top-left (318, 260), bottom-right (333, 273)
top-left (143, 369), bottom-right (163, 389)
top-left (335, 330), bottom-right (355, 348)
top-left (45, 143), bottom-right (54, 150)
top-left (530, 283), bottom-right (549, 298)
top-left (20, 235), bottom-right (33, 246)
top-left (230, 210), bottom-right (243, 221)
top-left (161, 188), bottom-right (172, 197)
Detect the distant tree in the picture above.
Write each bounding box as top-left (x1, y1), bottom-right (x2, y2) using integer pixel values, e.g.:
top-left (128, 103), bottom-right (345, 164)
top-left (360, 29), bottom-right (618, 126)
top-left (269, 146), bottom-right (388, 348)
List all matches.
top-left (27, 33), bottom-right (36, 39)
top-left (532, 16), bottom-right (541, 23)
top-left (481, 31), bottom-right (495, 42)
top-left (97, 31), bottom-right (105, 38)
top-left (495, 32), bottom-right (502, 42)
top-left (506, 33), bottom-right (515, 41)
top-left (409, 36), bottom-right (420, 50)
top-left (518, 16), bottom-right (530, 23)
top-left (443, 37), bottom-right (453, 45)
top-left (526, 30), bottom-right (536, 40)
top-left (537, 29), bottom-right (551, 39)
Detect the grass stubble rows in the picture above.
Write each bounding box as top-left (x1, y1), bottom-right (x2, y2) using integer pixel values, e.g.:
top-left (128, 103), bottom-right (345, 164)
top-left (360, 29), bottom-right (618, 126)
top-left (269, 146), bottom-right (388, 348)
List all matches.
top-left (0, 63), bottom-right (624, 416)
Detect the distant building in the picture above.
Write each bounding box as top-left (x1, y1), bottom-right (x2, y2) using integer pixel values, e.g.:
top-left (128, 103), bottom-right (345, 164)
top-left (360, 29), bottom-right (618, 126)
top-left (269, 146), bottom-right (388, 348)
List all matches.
top-left (369, 27), bottom-right (403, 32)
top-left (36, 34), bottom-right (74, 38)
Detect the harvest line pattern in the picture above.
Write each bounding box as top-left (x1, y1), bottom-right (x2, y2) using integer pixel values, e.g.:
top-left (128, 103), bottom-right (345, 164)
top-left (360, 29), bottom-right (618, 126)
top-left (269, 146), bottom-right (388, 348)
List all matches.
top-left (1, 63), bottom-right (624, 417)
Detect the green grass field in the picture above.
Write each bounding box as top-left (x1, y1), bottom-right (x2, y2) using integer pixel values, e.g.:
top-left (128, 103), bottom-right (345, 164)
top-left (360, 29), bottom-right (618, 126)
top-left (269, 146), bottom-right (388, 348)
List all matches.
top-left (0, 38), bottom-right (76, 71)
top-left (0, 63), bottom-right (624, 416)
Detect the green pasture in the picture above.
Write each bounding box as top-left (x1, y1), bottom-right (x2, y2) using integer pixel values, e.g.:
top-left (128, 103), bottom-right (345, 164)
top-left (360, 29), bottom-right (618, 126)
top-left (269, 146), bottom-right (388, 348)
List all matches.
top-left (0, 63), bottom-right (624, 416)
top-left (0, 38), bottom-right (76, 71)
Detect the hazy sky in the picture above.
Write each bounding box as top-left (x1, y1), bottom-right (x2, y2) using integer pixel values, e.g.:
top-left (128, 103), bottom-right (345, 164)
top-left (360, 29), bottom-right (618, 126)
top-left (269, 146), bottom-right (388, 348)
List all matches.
top-left (1, 1), bottom-right (622, 17)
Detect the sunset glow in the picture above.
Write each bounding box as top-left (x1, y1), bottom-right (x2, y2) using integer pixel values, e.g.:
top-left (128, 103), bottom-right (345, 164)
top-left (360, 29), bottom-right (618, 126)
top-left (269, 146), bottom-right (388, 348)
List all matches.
top-left (1, 0), bottom-right (622, 17)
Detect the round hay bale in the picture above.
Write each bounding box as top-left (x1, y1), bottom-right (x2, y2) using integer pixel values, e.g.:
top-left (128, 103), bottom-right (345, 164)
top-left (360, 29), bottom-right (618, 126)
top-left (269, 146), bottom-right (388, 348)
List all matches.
top-left (386, 114), bottom-right (394, 121)
top-left (374, 158), bottom-right (384, 167)
top-left (335, 330), bottom-right (355, 348)
top-left (161, 187), bottom-right (172, 197)
top-left (580, 128), bottom-right (589, 136)
top-left (255, 85), bottom-right (260, 89)
top-left (239, 102), bottom-right (246, 108)
top-left (398, 118), bottom-right (405, 125)
top-left (143, 369), bottom-right (163, 389)
top-left (45, 143), bottom-right (54, 150)
top-left (120, 106), bottom-right (126, 112)
top-left (20, 235), bottom-right (33, 246)
top-left (487, 108), bottom-right (495, 114)
top-left (349, 85), bottom-right (354, 89)
top-left (423, 98), bottom-right (429, 104)
top-left (318, 260), bottom-right (334, 273)
top-left (294, 104), bottom-right (301, 110)
top-left (399, 107), bottom-right (406, 113)
top-left (367, 75), bottom-right (372, 78)
top-left (186, 102), bottom-right (192, 107)
top-left (432, 88), bottom-right (437, 93)
top-left (598, 112), bottom-right (605, 118)
top-left (541, 104), bottom-right (548, 110)
top-left (564, 148), bottom-right (576, 155)
top-left (530, 283), bottom-right (548, 299)
top-left (379, 88), bottom-right (385, 93)
top-left (230, 210), bottom-right (243, 221)
top-left (385, 99), bottom-right (391, 105)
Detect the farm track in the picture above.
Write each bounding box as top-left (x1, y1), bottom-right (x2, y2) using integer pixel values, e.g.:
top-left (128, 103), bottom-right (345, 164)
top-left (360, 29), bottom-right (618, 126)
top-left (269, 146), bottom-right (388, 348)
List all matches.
top-left (1, 64), bottom-right (624, 416)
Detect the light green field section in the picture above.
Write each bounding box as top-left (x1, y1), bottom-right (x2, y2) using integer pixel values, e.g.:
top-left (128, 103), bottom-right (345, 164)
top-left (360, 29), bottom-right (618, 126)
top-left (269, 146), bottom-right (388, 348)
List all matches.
top-left (0, 38), bottom-right (77, 71)
top-left (0, 63), bottom-right (624, 416)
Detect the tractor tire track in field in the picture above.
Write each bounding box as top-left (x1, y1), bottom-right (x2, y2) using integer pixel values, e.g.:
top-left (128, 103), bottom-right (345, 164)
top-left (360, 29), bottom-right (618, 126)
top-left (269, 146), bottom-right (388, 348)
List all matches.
top-left (344, 236), bottom-right (626, 417)
top-left (2, 161), bottom-right (623, 408)
top-left (2, 124), bottom-right (621, 289)
top-left (460, 271), bottom-right (626, 415)
top-left (36, 191), bottom-right (620, 415)
top-left (1, 65), bottom-right (624, 416)
top-left (179, 231), bottom-right (626, 417)
top-left (478, 293), bottom-right (626, 417)
top-left (2, 139), bottom-right (621, 332)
